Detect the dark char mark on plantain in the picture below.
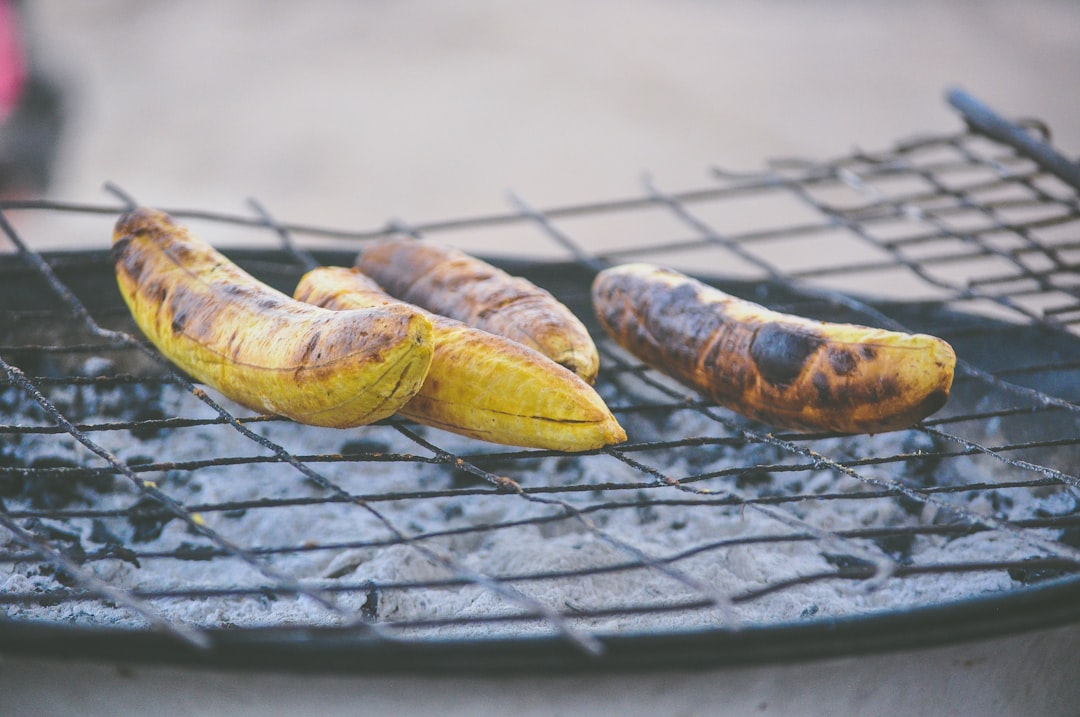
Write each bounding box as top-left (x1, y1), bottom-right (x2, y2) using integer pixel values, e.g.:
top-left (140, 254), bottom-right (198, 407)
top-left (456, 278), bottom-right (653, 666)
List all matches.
top-left (644, 282), bottom-right (731, 368)
top-left (749, 323), bottom-right (824, 387)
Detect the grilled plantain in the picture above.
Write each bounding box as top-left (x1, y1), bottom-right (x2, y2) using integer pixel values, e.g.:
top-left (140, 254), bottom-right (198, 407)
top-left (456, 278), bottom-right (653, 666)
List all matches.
top-left (355, 236), bottom-right (600, 383)
top-left (112, 208), bottom-right (434, 427)
top-left (294, 266), bottom-right (626, 451)
top-left (592, 263), bottom-right (956, 434)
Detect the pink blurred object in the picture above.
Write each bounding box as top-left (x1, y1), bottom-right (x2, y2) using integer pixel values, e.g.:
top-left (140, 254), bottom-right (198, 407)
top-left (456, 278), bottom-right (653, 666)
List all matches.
top-left (0, 0), bottom-right (25, 122)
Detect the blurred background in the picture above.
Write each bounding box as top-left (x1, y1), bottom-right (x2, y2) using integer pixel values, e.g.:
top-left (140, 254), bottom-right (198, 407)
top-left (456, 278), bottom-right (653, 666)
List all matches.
top-left (3, 0), bottom-right (1080, 248)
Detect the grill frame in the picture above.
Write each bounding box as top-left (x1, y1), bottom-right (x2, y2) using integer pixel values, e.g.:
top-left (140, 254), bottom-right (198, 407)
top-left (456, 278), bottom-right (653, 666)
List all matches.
top-left (1, 574), bottom-right (1080, 675)
top-left (3, 90), bottom-right (1080, 672)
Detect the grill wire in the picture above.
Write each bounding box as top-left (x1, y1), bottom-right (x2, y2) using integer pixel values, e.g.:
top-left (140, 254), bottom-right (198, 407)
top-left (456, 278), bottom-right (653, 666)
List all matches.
top-left (3, 94), bottom-right (1080, 663)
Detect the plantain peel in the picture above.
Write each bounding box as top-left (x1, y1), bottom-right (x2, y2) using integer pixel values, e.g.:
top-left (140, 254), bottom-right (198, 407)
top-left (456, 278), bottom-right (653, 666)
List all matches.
top-left (112, 208), bottom-right (434, 427)
top-left (295, 266), bottom-right (626, 451)
top-left (355, 237), bottom-right (600, 384)
top-left (592, 263), bottom-right (956, 434)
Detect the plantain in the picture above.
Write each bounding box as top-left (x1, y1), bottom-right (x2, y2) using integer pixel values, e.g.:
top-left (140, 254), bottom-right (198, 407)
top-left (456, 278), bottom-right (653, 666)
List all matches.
top-left (592, 263), bottom-right (956, 434)
top-left (294, 266), bottom-right (626, 451)
top-left (355, 236), bottom-right (600, 383)
top-left (112, 208), bottom-right (434, 428)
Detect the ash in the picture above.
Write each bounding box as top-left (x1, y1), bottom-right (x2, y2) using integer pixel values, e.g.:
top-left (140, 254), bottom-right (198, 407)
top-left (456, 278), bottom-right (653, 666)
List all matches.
top-left (1, 364), bottom-right (1077, 643)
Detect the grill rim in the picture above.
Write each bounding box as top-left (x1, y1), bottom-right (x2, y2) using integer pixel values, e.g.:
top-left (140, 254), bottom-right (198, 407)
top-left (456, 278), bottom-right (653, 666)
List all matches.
top-left (1, 572), bottom-right (1078, 675)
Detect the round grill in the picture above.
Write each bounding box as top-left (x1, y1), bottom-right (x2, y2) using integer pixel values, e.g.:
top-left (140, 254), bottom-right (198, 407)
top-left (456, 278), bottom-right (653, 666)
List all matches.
top-left (2, 90), bottom-right (1080, 672)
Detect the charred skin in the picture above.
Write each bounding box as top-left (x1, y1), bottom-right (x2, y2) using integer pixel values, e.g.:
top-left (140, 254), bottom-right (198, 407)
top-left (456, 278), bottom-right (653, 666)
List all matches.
top-left (112, 208), bottom-right (434, 427)
top-left (592, 263), bottom-right (956, 434)
top-left (295, 266), bottom-right (626, 451)
top-left (355, 237), bottom-right (600, 384)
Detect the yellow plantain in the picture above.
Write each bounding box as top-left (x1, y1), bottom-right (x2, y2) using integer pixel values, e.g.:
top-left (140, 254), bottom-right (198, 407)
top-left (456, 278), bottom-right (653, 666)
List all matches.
top-left (592, 263), bottom-right (956, 434)
top-left (112, 208), bottom-right (434, 428)
top-left (355, 236), bottom-right (600, 384)
top-left (294, 266), bottom-right (626, 451)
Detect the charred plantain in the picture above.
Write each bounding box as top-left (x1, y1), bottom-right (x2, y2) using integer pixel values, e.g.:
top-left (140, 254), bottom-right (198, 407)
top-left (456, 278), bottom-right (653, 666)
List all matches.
top-left (295, 266), bottom-right (626, 451)
top-left (355, 237), bottom-right (600, 383)
top-left (592, 263), bottom-right (956, 434)
top-left (112, 208), bottom-right (434, 427)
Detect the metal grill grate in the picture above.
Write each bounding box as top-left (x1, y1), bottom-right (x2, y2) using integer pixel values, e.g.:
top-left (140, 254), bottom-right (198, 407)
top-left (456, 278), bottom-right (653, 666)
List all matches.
top-left (2, 90), bottom-right (1080, 670)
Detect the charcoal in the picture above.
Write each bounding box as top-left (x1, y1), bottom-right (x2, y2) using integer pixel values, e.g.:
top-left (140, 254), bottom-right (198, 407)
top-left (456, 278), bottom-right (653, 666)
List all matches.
top-left (127, 496), bottom-right (175, 543)
top-left (129, 404), bottom-right (168, 440)
top-left (734, 468), bottom-right (773, 491)
top-left (634, 491), bottom-right (660, 525)
top-left (339, 437), bottom-right (392, 456)
top-left (10, 456), bottom-right (116, 510)
top-left (1058, 525), bottom-right (1080, 549)
top-left (1008, 560), bottom-right (1076, 586)
top-left (871, 532), bottom-right (916, 563)
top-left (89, 542), bottom-right (140, 568)
top-left (173, 542), bottom-right (217, 561)
top-left (88, 518), bottom-right (125, 546)
top-left (360, 581), bottom-right (380, 620)
top-left (822, 553), bottom-right (876, 576)
top-left (21, 516), bottom-right (80, 544)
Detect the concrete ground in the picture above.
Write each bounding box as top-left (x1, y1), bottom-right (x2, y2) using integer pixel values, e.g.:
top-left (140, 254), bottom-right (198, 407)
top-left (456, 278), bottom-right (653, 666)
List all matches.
top-left (17, 0), bottom-right (1080, 250)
